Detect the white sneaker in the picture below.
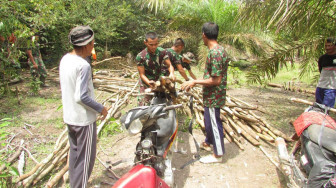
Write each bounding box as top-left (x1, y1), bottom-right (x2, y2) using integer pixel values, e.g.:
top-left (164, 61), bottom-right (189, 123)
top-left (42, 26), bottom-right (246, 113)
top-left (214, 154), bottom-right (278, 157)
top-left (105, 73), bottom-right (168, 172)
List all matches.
top-left (200, 155), bottom-right (222, 164)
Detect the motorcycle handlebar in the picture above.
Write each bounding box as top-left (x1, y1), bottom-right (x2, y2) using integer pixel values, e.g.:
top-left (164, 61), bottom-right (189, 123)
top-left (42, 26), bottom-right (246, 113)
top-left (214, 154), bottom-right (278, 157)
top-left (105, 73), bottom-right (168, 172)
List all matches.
top-left (313, 102), bottom-right (330, 112)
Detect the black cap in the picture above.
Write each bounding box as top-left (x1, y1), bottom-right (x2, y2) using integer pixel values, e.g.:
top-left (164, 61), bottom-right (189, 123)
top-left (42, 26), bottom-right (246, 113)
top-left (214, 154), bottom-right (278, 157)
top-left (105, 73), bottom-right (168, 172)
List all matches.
top-left (68, 25), bottom-right (94, 46)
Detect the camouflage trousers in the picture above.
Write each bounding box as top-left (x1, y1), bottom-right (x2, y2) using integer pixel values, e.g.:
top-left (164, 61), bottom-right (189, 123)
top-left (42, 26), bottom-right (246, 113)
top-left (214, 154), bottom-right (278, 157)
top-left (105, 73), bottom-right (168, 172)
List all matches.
top-left (28, 57), bottom-right (47, 84)
top-left (138, 80), bottom-right (153, 106)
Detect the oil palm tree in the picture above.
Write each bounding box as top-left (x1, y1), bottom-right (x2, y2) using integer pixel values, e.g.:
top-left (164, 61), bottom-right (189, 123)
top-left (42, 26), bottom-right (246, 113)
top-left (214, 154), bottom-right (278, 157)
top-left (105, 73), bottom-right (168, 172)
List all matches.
top-left (135, 0), bottom-right (336, 83)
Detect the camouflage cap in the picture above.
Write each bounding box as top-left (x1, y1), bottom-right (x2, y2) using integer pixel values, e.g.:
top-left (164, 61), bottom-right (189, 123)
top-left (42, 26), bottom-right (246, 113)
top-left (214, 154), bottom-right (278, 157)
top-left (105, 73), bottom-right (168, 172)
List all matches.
top-left (182, 52), bottom-right (196, 63)
top-left (68, 25), bottom-right (94, 46)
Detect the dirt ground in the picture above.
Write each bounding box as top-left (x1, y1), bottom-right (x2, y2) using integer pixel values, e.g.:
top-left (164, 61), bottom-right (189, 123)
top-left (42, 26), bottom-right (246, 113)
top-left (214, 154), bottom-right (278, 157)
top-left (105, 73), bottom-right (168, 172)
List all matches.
top-left (1, 72), bottom-right (316, 188)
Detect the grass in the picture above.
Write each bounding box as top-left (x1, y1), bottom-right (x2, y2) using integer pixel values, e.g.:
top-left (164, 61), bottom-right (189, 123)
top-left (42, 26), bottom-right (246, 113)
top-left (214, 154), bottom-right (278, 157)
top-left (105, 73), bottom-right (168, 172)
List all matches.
top-left (269, 64), bottom-right (317, 90)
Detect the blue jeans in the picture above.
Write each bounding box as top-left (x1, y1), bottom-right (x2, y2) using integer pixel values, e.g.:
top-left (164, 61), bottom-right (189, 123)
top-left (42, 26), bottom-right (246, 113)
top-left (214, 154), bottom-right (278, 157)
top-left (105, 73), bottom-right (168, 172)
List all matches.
top-left (315, 87), bottom-right (336, 107)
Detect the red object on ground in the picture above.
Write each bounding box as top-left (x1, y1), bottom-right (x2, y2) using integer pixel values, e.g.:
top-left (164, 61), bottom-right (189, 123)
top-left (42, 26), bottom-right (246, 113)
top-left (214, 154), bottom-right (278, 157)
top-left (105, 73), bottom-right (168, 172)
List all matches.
top-left (112, 164), bottom-right (169, 188)
top-left (293, 111), bottom-right (336, 136)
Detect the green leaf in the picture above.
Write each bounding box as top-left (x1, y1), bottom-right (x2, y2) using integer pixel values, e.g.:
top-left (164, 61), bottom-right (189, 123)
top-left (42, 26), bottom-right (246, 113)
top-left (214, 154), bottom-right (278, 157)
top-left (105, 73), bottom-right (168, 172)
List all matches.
top-left (9, 166), bottom-right (20, 176)
top-left (0, 118), bottom-right (12, 122)
top-left (57, 104), bottom-right (63, 111)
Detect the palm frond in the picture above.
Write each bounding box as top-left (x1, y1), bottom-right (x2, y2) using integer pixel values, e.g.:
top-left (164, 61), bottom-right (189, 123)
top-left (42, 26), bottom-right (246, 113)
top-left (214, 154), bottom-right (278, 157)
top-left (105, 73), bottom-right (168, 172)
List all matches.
top-left (246, 36), bottom-right (324, 84)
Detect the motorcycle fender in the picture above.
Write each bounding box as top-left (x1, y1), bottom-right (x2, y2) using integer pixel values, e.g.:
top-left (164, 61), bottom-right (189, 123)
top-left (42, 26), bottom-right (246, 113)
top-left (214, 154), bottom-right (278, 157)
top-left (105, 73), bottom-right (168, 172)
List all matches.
top-left (112, 164), bottom-right (170, 188)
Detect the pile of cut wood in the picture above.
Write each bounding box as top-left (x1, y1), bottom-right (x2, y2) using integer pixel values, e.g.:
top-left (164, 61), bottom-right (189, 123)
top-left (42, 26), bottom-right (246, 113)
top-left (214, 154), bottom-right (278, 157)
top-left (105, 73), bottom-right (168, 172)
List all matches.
top-left (176, 87), bottom-right (292, 150)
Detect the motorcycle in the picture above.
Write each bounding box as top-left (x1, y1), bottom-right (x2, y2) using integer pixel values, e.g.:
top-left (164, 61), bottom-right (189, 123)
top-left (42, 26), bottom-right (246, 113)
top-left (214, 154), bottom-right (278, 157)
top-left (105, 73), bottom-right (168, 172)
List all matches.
top-left (113, 77), bottom-right (182, 188)
top-left (276, 102), bottom-right (336, 188)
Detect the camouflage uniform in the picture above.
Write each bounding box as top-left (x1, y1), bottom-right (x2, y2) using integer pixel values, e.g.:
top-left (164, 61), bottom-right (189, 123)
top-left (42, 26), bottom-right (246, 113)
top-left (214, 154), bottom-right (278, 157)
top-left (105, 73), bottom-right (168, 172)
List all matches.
top-left (163, 48), bottom-right (182, 74)
top-left (179, 55), bottom-right (192, 71)
top-left (203, 44), bottom-right (229, 108)
top-left (202, 44), bottom-right (229, 156)
top-left (27, 42), bottom-right (47, 84)
top-left (136, 47), bottom-right (168, 106)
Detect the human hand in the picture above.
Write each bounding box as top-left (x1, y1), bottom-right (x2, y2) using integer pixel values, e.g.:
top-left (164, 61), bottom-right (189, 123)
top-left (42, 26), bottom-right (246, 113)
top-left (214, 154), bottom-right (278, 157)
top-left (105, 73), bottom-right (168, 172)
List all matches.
top-left (33, 64), bottom-right (38, 69)
top-left (169, 74), bottom-right (176, 82)
top-left (181, 80), bottom-right (195, 92)
top-left (148, 80), bottom-right (156, 88)
top-left (100, 106), bottom-right (108, 120)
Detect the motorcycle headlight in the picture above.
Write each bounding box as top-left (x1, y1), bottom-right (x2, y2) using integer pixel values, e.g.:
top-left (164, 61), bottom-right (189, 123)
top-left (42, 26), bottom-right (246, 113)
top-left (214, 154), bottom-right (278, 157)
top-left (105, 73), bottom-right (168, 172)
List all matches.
top-left (141, 139), bottom-right (153, 149)
top-left (128, 119), bottom-right (143, 135)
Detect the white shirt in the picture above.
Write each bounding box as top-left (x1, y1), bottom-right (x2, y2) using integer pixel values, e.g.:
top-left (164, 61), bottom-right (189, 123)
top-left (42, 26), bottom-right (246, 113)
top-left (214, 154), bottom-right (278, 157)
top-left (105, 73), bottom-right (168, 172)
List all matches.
top-left (59, 53), bottom-right (103, 126)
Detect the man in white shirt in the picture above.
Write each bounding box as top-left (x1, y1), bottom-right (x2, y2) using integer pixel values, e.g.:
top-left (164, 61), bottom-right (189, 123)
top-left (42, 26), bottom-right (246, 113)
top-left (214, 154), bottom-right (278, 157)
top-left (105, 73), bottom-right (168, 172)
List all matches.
top-left (59, 25), bottom-right (107, 188)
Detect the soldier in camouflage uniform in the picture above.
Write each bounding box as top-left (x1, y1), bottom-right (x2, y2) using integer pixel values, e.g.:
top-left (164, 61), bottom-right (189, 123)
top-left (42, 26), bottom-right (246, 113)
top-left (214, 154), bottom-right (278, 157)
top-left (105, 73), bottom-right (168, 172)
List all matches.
top-left (26, 35), bottom-right (48, 87)
top-left (136, 32), bottom-right (175, 106)
top-left (164, 38), bottom-right (190, 81)
top-left (180, 52), bottom-right (197, 80)
top-left (0, 33), bottom-right (21, 81)
top-left (181, 22), bottom-right (229, 163)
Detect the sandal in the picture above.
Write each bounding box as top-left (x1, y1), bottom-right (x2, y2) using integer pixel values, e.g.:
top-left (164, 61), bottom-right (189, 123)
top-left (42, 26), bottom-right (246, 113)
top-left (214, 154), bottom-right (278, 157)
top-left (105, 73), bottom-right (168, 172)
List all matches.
top-left (200, 142), bottom-right (212, 152)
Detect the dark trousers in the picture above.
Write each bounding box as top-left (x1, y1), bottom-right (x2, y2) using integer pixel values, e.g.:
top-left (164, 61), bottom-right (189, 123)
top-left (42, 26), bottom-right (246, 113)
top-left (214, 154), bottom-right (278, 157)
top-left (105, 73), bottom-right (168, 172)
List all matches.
top-left (204, 107), bottom-right (225, 156)
top-left (67, 122), bottom-right (97, 188)
top-left (315, 87), bottom-right (336, 107)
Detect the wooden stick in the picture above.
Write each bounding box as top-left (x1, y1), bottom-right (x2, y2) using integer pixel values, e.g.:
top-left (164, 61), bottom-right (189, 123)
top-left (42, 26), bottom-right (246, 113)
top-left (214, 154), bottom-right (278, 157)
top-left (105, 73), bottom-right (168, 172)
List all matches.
top-left (227, 116), bottom-right (242, 134)
top-left (259, 146), bottom-right (279, 167)
top-left (21, 146), bottom-right (39, 164)
top-left (235, 119), bottom-right (260, 141)
top-left (232, 110), bottom-right (258, 123)
top-left (246, 122), bottom-right (262, 133)
top-left (223, 131), bottom-right (232, 143)
top-left (232, 137), bottom-right (244, 150)
top-left (18, 140), bottom-right (25, 176)
top-left (96, 156), bottom-right (120, 179)
top-left (92, 56), bottom-right (122, 66)
top-left (46, 163), bottom-right (69, 188)
top-left (249, 110), bottom-right (292, 142)
top-left (257, 133), bottom-right (275, 143)
top-left (33, 144), bottom-right (70, 184)
top-left (291, 98), bottom-right (336, 114)
top-left (0, 146), bottom-right (23, 172)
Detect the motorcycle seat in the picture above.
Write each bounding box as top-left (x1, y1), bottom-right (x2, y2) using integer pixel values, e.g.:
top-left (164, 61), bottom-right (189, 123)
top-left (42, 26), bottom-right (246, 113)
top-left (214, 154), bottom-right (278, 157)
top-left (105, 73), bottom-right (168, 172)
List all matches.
top-left (307, 124), bottom-right (336, 154)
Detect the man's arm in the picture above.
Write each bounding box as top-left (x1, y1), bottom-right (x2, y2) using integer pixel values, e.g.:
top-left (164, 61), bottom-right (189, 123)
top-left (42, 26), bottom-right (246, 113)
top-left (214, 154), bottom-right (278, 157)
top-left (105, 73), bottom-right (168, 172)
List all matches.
top-left (188, 69), bottom-right (197, 80)
top-left (26, 50), bottom-right (38, 69)
top-left (176, 64), bottom-right (189, 81)
top-left (78, 64), bottom-right (108, 119)
top-left (181, 76), bottom-right (222, 92)
top-left (164, 59), bottom-right (175, 81)
top-left (137, 66), bottom-right (155, 87)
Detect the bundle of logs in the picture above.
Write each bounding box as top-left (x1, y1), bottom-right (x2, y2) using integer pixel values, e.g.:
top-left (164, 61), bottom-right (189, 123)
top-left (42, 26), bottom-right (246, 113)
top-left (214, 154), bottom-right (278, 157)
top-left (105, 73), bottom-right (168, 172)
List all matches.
top-left (13, 61), bottom-right (293, 187)
top-left (175, 86), bottom-right (292, 150)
